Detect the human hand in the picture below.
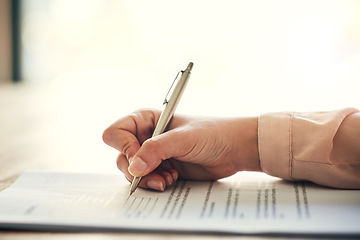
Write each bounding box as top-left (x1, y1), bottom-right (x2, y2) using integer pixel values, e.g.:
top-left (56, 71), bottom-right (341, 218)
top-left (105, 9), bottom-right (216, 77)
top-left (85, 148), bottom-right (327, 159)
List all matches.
top-left (103, 109), bottom-right (261, 191)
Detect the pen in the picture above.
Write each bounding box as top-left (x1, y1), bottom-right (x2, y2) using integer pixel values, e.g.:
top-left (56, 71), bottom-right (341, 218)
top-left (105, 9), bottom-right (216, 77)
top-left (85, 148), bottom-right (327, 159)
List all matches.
top-left (128, 62), bottom-right (193, 198)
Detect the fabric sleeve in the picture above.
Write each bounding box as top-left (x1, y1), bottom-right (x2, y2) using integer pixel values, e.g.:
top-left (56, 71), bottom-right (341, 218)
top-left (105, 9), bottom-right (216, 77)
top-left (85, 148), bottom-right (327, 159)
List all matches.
top-left (258, 108), bottom-right (360, 189)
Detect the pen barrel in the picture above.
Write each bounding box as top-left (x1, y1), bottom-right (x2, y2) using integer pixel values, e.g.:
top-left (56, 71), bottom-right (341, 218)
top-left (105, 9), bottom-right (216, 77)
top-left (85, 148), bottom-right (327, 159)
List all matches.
top-left (129, 63), bottom-right (192, 196)
top-left (152, 65), bottom-right (192, 137)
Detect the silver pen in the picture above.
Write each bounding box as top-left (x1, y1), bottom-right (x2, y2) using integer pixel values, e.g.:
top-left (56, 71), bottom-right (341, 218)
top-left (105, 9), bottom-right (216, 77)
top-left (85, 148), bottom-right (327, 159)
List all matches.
top-left (128, 62), bottom-right (193, 198)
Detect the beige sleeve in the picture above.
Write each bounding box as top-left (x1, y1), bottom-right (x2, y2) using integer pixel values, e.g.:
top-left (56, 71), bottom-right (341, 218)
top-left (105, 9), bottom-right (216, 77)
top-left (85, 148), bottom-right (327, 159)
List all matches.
top-left (258, 108), bottom-right (360, 189)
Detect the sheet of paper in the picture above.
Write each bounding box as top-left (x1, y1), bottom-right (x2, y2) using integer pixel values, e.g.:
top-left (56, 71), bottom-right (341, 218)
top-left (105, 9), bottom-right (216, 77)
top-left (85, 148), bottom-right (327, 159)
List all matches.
top-left (0, 170), bottom-right (359, 235)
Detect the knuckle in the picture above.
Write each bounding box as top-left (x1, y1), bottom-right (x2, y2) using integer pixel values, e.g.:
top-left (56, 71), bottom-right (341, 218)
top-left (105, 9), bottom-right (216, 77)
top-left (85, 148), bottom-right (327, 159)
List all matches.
top-left (131, 109), bottom-right (153, 120)
top-left (102, 126), bottom-right (114, 145)
top-left (122, 141), bottom-right (137, 158)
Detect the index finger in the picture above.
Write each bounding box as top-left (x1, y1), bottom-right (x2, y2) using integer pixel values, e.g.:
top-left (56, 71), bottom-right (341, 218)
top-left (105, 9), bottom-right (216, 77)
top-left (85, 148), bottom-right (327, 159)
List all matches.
top-left (102, 109), bottom-right (160, 160)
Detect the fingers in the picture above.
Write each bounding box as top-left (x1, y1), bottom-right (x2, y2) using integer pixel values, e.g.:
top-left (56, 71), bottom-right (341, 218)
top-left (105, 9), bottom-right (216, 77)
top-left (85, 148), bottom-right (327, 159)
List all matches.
top-left (103, 110), bottom-right (159, 160)
top-left (127, 128), bottom-right (191, 177)
top-left (116, 153), bottom-right (133, 182)
top-left (116, 152), bottom-right (178, 191)
top-left (141, 169), bottom-right (178, 191)
top-left (104, 109), bottom-right (188, 191)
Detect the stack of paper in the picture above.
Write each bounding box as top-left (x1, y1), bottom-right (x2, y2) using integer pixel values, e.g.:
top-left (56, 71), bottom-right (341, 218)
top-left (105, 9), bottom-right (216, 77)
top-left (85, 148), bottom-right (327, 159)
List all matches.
top-left (0, 170), bottom-right (359, 236)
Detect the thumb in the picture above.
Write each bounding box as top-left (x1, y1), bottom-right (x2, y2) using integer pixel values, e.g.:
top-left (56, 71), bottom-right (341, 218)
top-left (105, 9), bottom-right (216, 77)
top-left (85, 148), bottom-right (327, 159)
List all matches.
top-left (128, 129), bottom-right (188, 177)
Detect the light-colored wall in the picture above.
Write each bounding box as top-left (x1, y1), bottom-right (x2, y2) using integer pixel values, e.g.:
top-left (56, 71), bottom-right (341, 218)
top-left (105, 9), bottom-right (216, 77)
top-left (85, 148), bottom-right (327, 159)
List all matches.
top-left (20, 1), bottom-right (360, 115)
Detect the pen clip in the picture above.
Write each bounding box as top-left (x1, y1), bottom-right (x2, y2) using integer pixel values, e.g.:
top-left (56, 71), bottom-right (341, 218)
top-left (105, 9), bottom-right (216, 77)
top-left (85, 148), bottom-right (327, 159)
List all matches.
top-left (163, 70), bottom-right (184, 105)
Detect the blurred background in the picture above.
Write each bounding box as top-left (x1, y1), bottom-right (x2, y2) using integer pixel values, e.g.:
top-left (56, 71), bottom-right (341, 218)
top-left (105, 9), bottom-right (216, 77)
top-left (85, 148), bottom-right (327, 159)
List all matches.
top-left (1, 0), bottom-right (359, 175)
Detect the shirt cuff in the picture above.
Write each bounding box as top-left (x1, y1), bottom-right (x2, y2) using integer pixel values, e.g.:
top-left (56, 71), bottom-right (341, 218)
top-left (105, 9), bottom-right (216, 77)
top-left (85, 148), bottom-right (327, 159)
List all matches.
top-left (258, 111), bottom-right (294, 180)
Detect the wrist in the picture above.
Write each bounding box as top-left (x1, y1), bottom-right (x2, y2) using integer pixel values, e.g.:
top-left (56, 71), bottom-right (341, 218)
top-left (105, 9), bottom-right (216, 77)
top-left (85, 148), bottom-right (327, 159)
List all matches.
top-left (227, 117), bottom-right (261, 172)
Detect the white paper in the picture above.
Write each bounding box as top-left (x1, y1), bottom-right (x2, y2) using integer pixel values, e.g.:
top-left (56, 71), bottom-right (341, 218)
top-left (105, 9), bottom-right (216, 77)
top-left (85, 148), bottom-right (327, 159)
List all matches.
top-left (0, 170), bottom-right (359, 235)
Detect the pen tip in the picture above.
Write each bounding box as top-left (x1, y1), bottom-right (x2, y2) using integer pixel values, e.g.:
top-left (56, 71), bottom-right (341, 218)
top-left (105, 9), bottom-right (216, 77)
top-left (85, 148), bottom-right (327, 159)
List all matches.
top-left (128, 189), bottom-right (134, 199)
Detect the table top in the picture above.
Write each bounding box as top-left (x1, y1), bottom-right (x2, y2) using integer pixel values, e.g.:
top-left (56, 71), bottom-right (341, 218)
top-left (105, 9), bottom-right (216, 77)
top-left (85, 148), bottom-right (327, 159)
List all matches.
top-left (0, 82), bottom-right (355, 240)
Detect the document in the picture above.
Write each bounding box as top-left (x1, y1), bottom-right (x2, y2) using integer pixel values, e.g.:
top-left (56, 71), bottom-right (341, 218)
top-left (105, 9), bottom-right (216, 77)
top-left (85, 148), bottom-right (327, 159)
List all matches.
top-left (0, 170), bottom-right (359, 235)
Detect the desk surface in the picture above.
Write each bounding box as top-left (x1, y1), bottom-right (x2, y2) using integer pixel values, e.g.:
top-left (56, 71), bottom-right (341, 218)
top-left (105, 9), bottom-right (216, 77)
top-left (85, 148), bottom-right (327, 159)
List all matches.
top-left (0, 83), bottom-right (355, 240)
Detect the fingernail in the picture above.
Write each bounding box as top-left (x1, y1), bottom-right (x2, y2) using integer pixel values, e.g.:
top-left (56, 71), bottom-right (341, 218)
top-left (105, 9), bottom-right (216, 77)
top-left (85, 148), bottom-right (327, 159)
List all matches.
top-left (147, 180), bottom-right (165, 191)
top-left (171, 170), bottom-right (178, 181)
top-left (165, 175), bottom-right (172, 186)
top-left (128, 156), bottom-right (147, 176)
